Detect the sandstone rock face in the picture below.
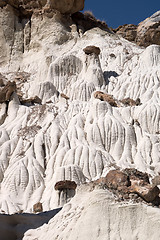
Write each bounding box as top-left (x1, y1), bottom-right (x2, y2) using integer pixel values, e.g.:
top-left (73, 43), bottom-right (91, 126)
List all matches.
top-left (114, 11), bottom-right (160, 47)
top-left (136, 11), bottom-right (160, 47)
top-left (23, 186), bottom-right (160, 240)
top-left (1, 1), bottom-right (160, 238)
top-left (0, 0), bottom-right (159, 221)
top-left (113, 24), bottom-right (137, 42)
top-left (3, 0), bottom-right (84, 15)
top-left (71, 11), bottom-right (112, 34)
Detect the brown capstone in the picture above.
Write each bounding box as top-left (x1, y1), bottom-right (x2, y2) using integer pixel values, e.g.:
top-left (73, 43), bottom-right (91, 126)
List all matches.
top-left (94, 91), bottom-right (117, 107)
top-left (33, 202), bottom-right (43, 213)
top-left (54, 180), bottom-right (77, 191)
top-left (83, 46), bottom-right (100, 56)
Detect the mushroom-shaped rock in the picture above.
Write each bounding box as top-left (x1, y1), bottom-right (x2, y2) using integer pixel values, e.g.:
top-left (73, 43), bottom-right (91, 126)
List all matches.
top-left (54, 180), bottom-right (77, 191)
top-left (102, 170), bottom-right (131, 190)
top-left (83, 46), bottom-right (100, 56)
top-left (94, 91), bottom-right (117, 107)
top-left (33, 202), bottom-right (43, 213)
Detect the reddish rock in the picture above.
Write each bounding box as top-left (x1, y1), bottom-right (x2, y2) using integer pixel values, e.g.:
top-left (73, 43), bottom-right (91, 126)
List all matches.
top-left (130, 184), bottom-right (160, 203)
top-left (94, 91), bottom-right (117, 107)
top-left (103, 170), bottom-right (131, 190)
top-left (54, 180), bottom-right (77, 191)
top-left (83, 46), bottom-right (100, 56)
top-left (33, 202), bottom-right (43, 213)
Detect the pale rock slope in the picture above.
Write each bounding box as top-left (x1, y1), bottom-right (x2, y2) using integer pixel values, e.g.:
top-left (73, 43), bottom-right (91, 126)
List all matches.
top-left (0, 2), bottom-right (159, 219)
top-left (24, 184), bottom-right (160, 240)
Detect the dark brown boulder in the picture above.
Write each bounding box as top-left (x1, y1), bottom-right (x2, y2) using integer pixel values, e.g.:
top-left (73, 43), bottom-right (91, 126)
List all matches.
top-left (130, 184), bottom-right (160, 203)
top-left (0, 81), bottom-right (16, 103)
top-left (94, 91), bottom-right (117, 107)
top-left (120, 97), bottom-right (141, 107)
top-left (83, 46), bottom-right (100, 56)
top-left (54, 180), bottom-right (77, 191)
top-left (103, 170), bottom-right (131, 190)
top-left (33, 202), bottom-right (43, 213)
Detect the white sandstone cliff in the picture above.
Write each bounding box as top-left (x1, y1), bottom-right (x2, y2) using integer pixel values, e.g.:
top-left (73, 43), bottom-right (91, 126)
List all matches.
top-left (0, 2), bottom-right (160, 239)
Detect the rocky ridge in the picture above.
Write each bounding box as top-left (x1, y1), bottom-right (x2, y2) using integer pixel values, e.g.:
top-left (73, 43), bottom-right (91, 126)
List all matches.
top-left (113, 10), bottom-right (160, 47)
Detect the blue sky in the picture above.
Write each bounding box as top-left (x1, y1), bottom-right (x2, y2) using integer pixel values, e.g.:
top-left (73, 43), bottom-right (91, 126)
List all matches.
top-left (83, 0), bottom-right (160, 28)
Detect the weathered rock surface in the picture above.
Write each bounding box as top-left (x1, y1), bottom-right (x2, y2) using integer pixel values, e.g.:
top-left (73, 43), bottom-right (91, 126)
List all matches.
top-left (23, 184), bottom-right (160, 240)
top-left (113, 11), bottom-right (160, 47)
top-left (55, 180), bottom-right (77, 191)
top-left (113, 24), bottom-right (137, 42)
top-left (136, 11), bottom-right (160, 47)
top-left (100, 169), bottom-right (131, 189)
top-left (0, 1), bottom-right (160, 238)
top-left (0, 5), bottom-right (160, 214)
top-left (1, 0), bottom-right (84, 15)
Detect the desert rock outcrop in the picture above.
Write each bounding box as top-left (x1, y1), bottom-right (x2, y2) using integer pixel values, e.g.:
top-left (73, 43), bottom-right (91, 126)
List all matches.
top-left (2, 0), bottom-right (84, 15)
top-left (136, 10), bottom-right (160, 47)
top-left (113, 11), bottom-right (160, 47)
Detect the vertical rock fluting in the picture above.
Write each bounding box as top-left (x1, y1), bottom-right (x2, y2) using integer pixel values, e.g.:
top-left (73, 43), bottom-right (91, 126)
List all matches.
top-left (0, 2), bottom-right (159, 216)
